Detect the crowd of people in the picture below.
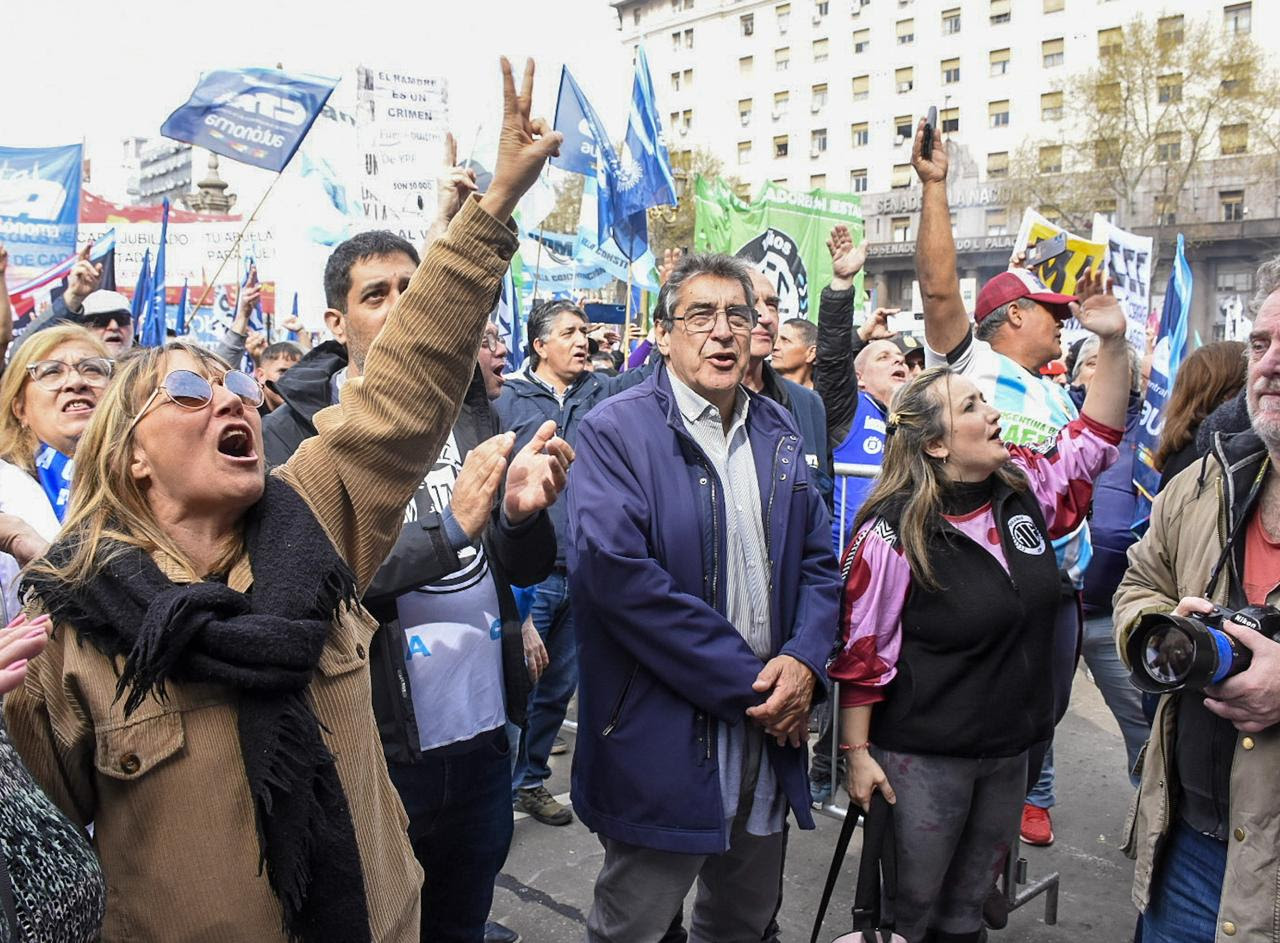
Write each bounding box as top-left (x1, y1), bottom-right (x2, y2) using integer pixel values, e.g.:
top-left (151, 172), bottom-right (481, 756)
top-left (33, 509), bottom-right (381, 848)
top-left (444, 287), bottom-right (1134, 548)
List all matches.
top-left (0, 56), bottom-right (1278, 943)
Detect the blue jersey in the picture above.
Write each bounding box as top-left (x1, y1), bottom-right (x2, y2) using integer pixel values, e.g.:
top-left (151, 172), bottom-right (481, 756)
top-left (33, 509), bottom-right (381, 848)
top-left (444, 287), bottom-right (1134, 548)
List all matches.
top-left (831, 391), bottom-right (886, 555)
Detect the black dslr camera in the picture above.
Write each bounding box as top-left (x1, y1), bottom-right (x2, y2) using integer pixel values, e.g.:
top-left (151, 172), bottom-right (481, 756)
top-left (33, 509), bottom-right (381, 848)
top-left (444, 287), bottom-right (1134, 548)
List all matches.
top-left (1126, 604), bottom-right (1280, 694)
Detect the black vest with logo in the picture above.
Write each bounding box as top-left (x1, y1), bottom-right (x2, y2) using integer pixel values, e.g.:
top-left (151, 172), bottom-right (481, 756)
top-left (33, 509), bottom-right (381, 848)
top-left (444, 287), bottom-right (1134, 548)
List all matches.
top-left (869, 477), bottom-right (1063, 758)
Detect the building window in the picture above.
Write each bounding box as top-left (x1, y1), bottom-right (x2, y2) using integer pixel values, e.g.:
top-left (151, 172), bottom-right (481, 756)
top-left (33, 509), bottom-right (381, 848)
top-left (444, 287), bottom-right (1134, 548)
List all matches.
top-left (1099, 81), bottom-right (1122, 113)
top-left (1041, 206), bottom-right (1063, 225)
top-left (774, 135), bottom-right (790, 158)
top-left (986, 208), bottom-right (1009, 236)
top-left (773, 91), bottom-right (790, 119)
top-left (851, 122), bottom-right (869, 147)
top-left (671, 72), bottom-right (682, 92)
top-left (851, 169), bottom-right (868, 193)
top-left (671, 31), bottom-right (681, 51)
top-left (895, 114), bottom-right (913, 139)
top-left (741, 13), bottom-right (755, 36)
top-left (891, 216), bottom-right (911, 240)
top-left (896, 67), bottom-right (914, 93)
top-left (1224, 3), bottom-right (1251, 35)
top-left (1221, 189), bottom-right (1244, 222)
top-left (1155, 197), bottom-right (1176, 226)
top-left (739, 98), bottom-right (753, 126)
top-left (811, 173), bottom-right (826, 189)
top-left (989, 100), bottom-right (1009, 127)
top-left (812, 37), bottom-right (829, 62)
top-left (1094, 139), bottom-right (1120, 168)
top-left (1097, 199), bottom-right (1117, 223)
top-left (1039, 145), bottom-right (1063, 173)
top-left (942, 7), bottom-right (961, 33)
top-left (896, 18), bottom-right (914, 44)
top-left (1158, 73), bottom-right (1183, 103)
top-left (892, 165), bottom-right (912, 189)
top-left (1098, 26), bottom-right (1122, 57)
top-left (941, 107), bottom-right (960, 133)
top-left (1041, 91), bottom-right (1063, 120)
top-left (776, 2), bottom-right (790, 33)
top-left (811, 128), bottom-right (828, 155)
top-left (815, 0), bottom-right (829, 17)
top-left (990, 48), bottom-right (1010, 76)
top-left (990, 0), bottom-right (1011, 24)
top-left (1156, 131), bottom-right (1181, 163)
top-left (1217, 269), bottom-right (1254, 293)
top-left (1221, 64), bottom-right (1250, 96)
top-left (1158, 14), bottom-right (1184, 46)
top-left (738, 141), bottom-right (753, 165)
top-left (853, 28), bottom-right (870, 53)
top-left (811, 83), bottom-right (828, 111)
top-left (852, 74), bottom-right (870, 100)
top-left (739, 55), bottom-right (754, 76)
top-left (1042, 38), bottom-right (1064, 67)
top-left (1221, 123), bottom-right (1249, 155)
top-left (942, 58), bottom-right (960, 84)
top-left (772, 178), bottom-right (788, 187)
top-left (1044, 0), bottom-right (1064, 12)
top-left (775, 47), bottom-right (790, 71)
top-left (987, 151), bottom-right (1009, 178)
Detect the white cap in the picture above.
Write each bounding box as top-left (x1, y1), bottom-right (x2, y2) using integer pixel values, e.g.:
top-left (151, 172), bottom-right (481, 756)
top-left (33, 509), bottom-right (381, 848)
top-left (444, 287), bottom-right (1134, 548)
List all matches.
top-left (81, 290), bottom-right (132, 318)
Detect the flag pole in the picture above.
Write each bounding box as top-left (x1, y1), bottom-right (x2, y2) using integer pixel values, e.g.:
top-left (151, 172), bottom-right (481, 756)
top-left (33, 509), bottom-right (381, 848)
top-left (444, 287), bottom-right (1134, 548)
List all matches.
top-left (530, 229), bottom-right (545, 303)
top-left (189, 169), bottom-right (284, 315)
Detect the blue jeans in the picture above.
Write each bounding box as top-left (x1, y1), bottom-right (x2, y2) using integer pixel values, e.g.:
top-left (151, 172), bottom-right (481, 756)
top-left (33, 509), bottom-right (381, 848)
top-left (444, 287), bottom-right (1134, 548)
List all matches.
top-left (1140, 822), bottom-right (1227, 943)
top-left (1026, 744), bottom-right (1055, 810)
top-left (387, 728), bottom-right (515, 943)
top-left (512, 571), bottom-right (578, 793)
top-left (1082, 613), bottom-right (1151, 786)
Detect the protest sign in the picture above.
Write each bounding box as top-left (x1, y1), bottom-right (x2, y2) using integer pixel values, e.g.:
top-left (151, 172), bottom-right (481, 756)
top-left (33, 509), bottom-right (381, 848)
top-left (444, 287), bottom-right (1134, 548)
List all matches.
top-left (1092, 214), bottom-right (1154, 351)
top-left (694, 177), bottom-right (864, 320)
top-left (354, 66), bottom-right (449, 224)
top-left (1013, 208), bottom-right (1105, 296)
top-left (0, 144), bottom-right (83, 279)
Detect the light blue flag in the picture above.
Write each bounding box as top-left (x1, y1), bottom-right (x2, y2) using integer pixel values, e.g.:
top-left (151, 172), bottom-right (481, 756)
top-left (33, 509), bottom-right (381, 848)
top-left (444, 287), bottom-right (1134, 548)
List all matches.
top-left (176, 279), bottom-right (189, 335)
top-left (1132, 234), bottom-right (1192, 533)
top-left (131, 250), bottom-right (152, 337)
top-left (620, 47), bottom-right (677, 215)
top-left (287, 292), bottom-right (300, 341)
top-left (141, 199), bottom-right (170, 347)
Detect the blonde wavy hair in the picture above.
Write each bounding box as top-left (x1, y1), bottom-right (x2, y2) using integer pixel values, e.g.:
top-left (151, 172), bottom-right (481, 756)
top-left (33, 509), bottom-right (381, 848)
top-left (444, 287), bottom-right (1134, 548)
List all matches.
top-left (852, 366), bottom-right (1027, 590)
top-left (0, 324), bottom-right (110, 474)
top-left (25, 342), bottom-right (249, 590)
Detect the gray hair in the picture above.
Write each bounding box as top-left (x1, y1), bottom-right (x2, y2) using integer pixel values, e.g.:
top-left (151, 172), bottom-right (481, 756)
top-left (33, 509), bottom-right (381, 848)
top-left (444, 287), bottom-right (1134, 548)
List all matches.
top-left (1071, 334), bottom-right (1142, 394)
top-left (1251, 255), bottom-right (1280, 316)
top-left (654, 253), bottom-right (757, 327)
top-left (974, 297), bottom-right (1036, 344)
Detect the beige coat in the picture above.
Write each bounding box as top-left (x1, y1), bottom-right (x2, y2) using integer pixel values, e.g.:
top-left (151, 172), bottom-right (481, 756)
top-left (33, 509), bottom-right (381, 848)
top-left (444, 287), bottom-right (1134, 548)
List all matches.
top-left (4, 198), bottom-right (516, 942)
top-left (1114, 439), bottom-right (1280, 943)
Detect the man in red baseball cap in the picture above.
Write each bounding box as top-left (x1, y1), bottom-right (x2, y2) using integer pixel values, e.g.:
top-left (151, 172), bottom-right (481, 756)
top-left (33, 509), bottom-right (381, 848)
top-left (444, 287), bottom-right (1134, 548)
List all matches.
top-left (972, 267), bottom-right (1077, 370)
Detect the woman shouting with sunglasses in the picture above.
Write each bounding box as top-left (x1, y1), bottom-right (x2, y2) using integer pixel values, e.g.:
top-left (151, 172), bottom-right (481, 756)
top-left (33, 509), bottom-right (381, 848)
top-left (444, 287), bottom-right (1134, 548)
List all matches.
top-left (0, 324), bottom-right (112, 622)
top-left (5, 57), bottom-right (563, 943)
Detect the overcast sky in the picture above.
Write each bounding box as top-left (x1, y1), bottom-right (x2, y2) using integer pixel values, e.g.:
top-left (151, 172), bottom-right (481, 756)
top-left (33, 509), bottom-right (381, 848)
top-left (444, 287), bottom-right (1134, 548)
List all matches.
top-left (4, 0), bottom-right (630, 201)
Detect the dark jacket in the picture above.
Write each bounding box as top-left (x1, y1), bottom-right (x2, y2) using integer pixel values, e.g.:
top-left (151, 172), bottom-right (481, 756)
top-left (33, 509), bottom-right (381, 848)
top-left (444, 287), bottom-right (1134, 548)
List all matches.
top-left (494, 365), bottom-right (647, 566)
top-left (266, 356), bottom-right (556, 763)
top-left (1194, 386), bottom-right (1251, 457)
top-left (813, 284), bottom-right (869, 448)
top-left (566, 362), bottom-right (841, 854)
top-left (760, 363), bottom-right (833, 502)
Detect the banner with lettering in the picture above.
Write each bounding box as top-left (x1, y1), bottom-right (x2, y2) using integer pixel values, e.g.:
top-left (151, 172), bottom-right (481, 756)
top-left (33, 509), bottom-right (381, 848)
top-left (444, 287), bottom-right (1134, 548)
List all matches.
top-left (354, 66), bottom-right (449, 224)
top-left (0, 143), bottom-right (83, 279)
top-left (1092, 214), bottom-right (1154, 352)
top-left (1013, 208), bottom-right (1106, 297)
top-left (694, 177), bottom-right (864, 320)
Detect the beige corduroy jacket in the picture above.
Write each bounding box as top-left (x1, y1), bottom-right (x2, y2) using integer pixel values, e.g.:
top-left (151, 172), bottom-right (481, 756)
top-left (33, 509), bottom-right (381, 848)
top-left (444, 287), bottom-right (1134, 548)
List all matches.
top-left (4, 197), bottom-right (516, 942)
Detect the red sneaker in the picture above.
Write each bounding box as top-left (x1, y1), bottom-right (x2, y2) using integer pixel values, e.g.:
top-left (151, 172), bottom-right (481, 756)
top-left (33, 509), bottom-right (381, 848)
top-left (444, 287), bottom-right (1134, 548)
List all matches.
top-left (1020, 803), bottom-right (1054, 846)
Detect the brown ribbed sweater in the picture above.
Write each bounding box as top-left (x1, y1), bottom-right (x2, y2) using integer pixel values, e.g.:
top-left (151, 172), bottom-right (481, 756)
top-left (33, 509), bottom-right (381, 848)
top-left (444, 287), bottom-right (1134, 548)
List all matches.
top-left (4, 197), bottom-right (516, 942)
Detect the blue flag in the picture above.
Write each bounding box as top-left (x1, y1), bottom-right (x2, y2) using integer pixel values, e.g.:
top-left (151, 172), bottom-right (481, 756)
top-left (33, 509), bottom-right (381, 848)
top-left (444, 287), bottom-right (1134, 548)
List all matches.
top-left (287, 292), bottom-right (299, 341)
top-left (495, 268), bottom-right (523, 372)
top-left (175, 279), bottom-right (189, 335)
top-left (131, 250), bottom-right (152, 337)
top-left (141, 199), bottom-right (170, 347)
top-left (620, 47), bottom-right (677, 214)
top-left (1133, 234), bottom-right (1192, 533)
top-left (161, 68), bottom-right (338, 173)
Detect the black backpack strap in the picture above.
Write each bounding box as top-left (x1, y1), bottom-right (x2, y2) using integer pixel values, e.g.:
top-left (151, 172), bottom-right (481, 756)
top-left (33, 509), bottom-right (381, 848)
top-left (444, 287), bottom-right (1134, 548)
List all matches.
top-left (810, 802), bottom-right (865, 943)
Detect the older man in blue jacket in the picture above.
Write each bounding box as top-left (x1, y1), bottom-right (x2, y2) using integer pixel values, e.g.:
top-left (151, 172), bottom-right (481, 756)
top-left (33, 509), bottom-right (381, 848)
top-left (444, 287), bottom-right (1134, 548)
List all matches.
top-left (567, 253), bottom-right (841, 942)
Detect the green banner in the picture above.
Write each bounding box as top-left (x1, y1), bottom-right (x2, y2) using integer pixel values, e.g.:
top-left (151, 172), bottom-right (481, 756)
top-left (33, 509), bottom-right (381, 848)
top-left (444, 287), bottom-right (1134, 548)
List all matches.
top-left (693, 176), bottom-right (865, 321)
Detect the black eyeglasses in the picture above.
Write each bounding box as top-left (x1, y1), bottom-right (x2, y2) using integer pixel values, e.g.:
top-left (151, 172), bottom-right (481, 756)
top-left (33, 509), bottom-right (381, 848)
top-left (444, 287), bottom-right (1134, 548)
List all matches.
top-left (480, 330), bottom-right (505, 353)
top-left (85, 311), bottom-right (131, 330)
top-left (26, 357), bottom-right (113, 391)
top-left (671, 304), bottom-right (758, 335)
top-left (127, 369), bottom-right (264, 435)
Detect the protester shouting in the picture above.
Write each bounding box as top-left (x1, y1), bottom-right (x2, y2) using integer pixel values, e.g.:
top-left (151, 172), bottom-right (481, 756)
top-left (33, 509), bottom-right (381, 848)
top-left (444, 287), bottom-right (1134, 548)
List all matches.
top-left (568, 252), bottom-right (840, 942)
top-left (265, 142), bottom-right (570, 943)
top-left (5, 56), bottom-right (561, 943)
top-left (1114, 255), bottom-right (1280, 943)
top-left (0, 325), bottom-right (111, 622)
top-left (829, 286), bottom-right (1130, 943)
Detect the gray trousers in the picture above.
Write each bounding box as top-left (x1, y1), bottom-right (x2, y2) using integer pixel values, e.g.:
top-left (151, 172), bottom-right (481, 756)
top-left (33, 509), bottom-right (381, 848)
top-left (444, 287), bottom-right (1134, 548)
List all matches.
top-left (874, 747), bottom-right (1027, 943)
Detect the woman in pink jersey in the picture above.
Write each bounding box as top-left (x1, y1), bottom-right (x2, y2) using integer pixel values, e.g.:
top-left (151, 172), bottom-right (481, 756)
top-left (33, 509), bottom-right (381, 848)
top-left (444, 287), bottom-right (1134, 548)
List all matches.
top-left (828, 291), bottom-right (1132, 943)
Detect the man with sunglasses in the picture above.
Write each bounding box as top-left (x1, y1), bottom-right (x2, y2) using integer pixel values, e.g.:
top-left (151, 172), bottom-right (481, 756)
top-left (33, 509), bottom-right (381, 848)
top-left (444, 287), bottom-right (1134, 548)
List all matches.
top-left (73, 290), bottom-right (135, 358)
top-left (568, 252), bottom-right (839, 941)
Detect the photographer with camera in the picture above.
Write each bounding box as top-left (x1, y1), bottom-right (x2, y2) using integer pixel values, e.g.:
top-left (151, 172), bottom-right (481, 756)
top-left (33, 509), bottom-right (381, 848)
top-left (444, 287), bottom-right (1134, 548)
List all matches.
top-left (1114, 255), bottom-right (1280, 943)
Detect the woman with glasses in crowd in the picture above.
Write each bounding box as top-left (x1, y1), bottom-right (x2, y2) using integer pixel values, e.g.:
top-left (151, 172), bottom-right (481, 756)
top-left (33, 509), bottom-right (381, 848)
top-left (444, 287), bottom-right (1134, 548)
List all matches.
top-left (827, 292), bottom-right (1132, 943)
top-left (0, 324), bottom-right (111, 622)
top-left (4, 57), bottom-right (563, 942)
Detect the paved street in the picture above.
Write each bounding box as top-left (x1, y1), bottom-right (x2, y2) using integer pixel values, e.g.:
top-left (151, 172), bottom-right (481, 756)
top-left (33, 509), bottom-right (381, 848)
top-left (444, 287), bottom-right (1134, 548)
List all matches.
top-left (489, 666), bottom-right (1141, 942)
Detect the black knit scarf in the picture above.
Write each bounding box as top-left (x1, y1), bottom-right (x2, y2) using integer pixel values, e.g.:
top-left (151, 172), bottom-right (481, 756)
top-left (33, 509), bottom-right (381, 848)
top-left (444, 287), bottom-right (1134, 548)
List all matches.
top-left (23, 477), bottom-right (370, 943)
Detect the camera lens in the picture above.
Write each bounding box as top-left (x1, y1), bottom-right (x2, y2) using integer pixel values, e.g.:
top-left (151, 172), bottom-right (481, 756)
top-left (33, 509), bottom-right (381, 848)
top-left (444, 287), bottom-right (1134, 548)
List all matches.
top-left (1143, 624), bottom-right (1196, 686)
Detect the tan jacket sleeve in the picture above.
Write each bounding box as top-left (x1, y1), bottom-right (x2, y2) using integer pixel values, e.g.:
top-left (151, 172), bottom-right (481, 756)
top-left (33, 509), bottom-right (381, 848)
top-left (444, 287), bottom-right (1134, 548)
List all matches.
top-left (3, 635), bottom-right (95, 828)
top-left (1112, 473), bottom-right (1196, 667)
top-left (276, 197), bottom-right (517, 592)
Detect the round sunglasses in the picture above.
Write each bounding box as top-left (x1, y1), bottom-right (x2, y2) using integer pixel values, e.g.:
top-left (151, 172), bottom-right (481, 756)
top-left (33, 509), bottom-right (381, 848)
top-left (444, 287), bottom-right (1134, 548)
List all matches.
top-left (127, 368), bottom-right (264, 435)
